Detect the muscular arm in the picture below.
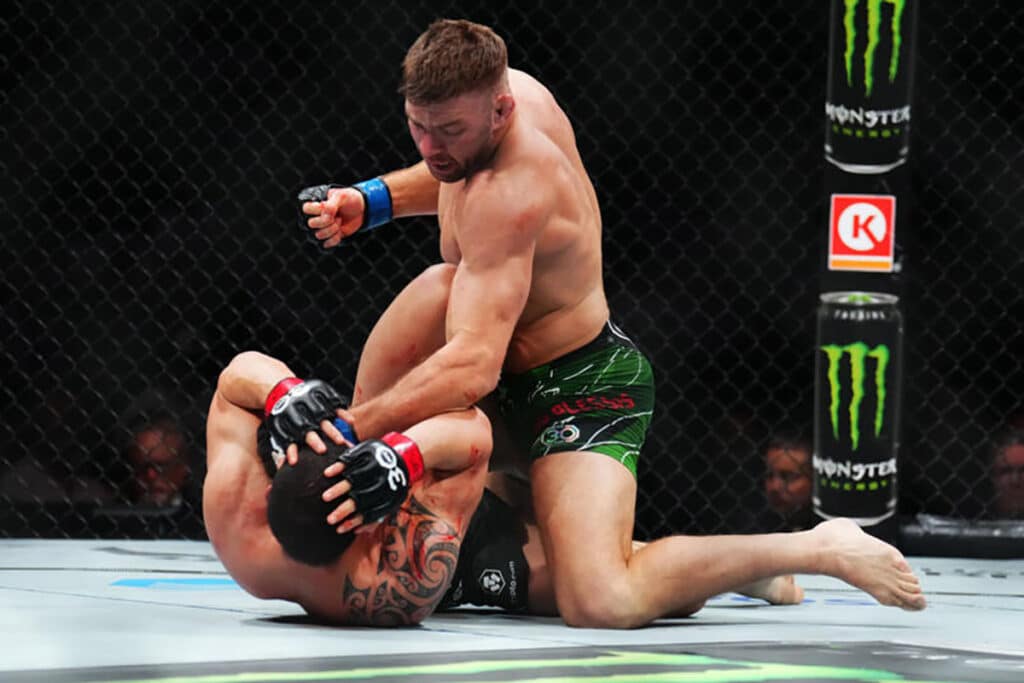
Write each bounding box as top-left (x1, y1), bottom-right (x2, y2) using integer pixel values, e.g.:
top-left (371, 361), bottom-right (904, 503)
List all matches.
top-left (214, 351), bottom-right (296, 416)
top-left (204, 351), bottom-right (298, 599)
top-left (304, 162), bottom-right (439, 248)
top-left (382, 161), bottom-right (440, 218)
top-left (350, 174), bottom-right (550, 438)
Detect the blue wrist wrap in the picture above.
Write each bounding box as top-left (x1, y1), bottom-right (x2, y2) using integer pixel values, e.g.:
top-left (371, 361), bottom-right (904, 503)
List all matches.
top-left (352, 177), bottom-right (393, 231)
top-left (333, 417), bottom-right (360, 444)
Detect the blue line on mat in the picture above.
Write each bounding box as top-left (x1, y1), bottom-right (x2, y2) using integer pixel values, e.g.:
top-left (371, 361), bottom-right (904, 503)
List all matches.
top-left (112, 577), bottom-right (239, 589)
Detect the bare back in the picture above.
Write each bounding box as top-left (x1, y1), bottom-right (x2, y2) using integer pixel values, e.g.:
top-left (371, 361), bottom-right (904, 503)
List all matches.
top-left (439, 69), bottom-right (609, 373)
top-left (203, 390), bottom-right (464, 625)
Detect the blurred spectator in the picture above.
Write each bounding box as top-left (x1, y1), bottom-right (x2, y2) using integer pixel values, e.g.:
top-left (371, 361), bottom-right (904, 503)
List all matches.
top-left (990, 427), bottom-right (1024, 519)
top-left (762, 432), bottom-right (814, 531)
top-left (122, 414), bottom-right (191, 508)
top-left (88, 404), bottom-right (207, 539)
top-left (722, 428), bottom-right (815, 534)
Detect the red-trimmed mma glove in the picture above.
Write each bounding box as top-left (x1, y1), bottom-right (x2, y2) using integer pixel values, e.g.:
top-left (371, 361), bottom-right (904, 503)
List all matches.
top-left (261, 378), bottom-right (348, 468)
top-left (337, 433), bottom-right (425, 524)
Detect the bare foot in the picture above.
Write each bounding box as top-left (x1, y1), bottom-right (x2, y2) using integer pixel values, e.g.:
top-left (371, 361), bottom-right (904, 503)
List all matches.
top-left (737, 575), bottom-right (805, 605)
top-left (813, 518), bottom-right (927, 611)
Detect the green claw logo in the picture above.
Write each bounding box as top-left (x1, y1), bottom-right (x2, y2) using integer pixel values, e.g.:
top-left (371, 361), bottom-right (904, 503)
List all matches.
top-left (821, 342), bottom-right (890, 450)
top-left (842, 0), bottom-right (907, 96)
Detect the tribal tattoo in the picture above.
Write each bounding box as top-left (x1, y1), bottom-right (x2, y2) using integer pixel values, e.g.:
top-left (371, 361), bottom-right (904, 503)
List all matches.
top-left (341, 496), bottom-right (460, 626)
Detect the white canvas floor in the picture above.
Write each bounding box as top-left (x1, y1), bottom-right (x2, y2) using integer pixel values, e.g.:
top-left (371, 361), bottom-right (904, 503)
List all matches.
top-left (0, 539), bottom-right (1022, 682)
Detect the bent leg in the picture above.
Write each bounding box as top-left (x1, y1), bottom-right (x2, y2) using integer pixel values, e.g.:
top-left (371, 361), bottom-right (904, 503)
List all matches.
top-left (530, 452), bottom-right (637, 627)
top-left (351, 263), bottom-right (455, 405)
top-left (482, 472), bottom-right (702, 618)
top-left (532, 451), bottom-right (925, 629)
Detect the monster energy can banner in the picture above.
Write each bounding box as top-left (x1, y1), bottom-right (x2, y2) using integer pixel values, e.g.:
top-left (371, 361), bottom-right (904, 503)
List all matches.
top-left (813, 292), bottom-right (903, 525)
top-left (824, 0), bottom-right (918, 174)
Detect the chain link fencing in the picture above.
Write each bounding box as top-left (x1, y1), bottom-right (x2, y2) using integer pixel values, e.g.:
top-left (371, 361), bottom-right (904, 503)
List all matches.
top-left (2, 1), bottom-right (1021, 542)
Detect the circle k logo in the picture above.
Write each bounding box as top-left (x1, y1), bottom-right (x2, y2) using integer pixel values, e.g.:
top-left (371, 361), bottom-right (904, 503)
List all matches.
top-left (828, 194), bottom-right (896, 273)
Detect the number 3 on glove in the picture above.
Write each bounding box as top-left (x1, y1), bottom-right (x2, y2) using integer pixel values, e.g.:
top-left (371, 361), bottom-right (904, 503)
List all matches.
top-left (338, 433), bottom-right (425, 524)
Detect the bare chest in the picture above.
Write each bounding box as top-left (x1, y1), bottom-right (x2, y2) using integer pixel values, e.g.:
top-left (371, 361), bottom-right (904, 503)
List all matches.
top-left (437, 185), bottom-right (465, 264)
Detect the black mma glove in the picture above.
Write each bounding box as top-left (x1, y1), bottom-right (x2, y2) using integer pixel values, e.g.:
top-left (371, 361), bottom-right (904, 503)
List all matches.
top-left (296, 179), bottom-right (392, 236)
top-left (261, 378), bottom-right (349, 470)
top-left (296, 183), bottom-right (344, 234)
top-left (338, 433), bottom-right (425, 524)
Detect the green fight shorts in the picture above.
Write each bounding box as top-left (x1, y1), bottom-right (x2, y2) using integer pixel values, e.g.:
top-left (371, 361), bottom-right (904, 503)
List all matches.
top-left (497, 321), bottom-right (655, 478)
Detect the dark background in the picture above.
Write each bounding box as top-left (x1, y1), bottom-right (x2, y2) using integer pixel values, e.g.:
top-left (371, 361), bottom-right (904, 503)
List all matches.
top-left (1, 1), bottom-right (1021, 540)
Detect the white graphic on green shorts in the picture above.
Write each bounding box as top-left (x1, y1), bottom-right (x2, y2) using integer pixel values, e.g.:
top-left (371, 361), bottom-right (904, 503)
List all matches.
top-left (585, 347), bottom-right (644, 396)
top-left (569, 410), bottom-right (654, 465)
top-left (584, 348), bottom-right (623, 394)
top-left (505, 334), bottom-right (654, 478)
top-left (562, 362), bottom-right (596, 382)
top-left (541, 422), bottom-right (581, 447)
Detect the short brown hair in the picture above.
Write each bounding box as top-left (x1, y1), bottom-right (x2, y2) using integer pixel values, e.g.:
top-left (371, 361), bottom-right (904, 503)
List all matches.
top-left (399, 19), bottom-right (508, 104)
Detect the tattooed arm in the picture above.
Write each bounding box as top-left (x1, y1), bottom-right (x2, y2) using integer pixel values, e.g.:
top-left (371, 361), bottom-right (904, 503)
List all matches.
top-left (341, 497), bottom-right (460, 626)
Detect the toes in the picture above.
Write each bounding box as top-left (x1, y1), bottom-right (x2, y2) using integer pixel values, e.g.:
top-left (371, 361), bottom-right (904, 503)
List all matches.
top-left (889, 552), bottom-right (911, 572)
top-left (889, 585), bottom-right (926, 610)
top-left (877, 591), bottom-right (900, 607)
top-left (902, 593), bottom-right (927, 611)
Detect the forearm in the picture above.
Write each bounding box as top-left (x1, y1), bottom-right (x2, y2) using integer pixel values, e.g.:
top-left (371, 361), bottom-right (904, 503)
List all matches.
top-left (403, 408), bottom-right (490, 472)
top-left (217, 351), bottom-right (295, 413)
top-left (350, 339), bottom-right (498, 439)
top-left (381, 162), bottom-right (439, 218)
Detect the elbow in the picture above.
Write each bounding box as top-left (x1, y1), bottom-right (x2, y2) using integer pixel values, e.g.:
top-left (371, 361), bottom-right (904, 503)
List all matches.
top-left (469, 363), bottom-right (501, 403)
top-left (217, 350), bottom-right (273, 394)
top-left (216, 352), bottom-right (280, 389)
top-left (451, 344), bottom-right (502, 405)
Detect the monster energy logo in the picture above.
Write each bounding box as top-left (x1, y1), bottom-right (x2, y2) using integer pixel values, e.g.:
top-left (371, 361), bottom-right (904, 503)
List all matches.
top-left (820, 342), bottom-right (889, 451)
top-left (843, 0), bottom-right (907, 96)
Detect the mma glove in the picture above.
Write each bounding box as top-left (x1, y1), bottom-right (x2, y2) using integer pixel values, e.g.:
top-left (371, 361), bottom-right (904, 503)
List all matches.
top-left (296, 183), bottom-right (345, 235)
top-left (296, 179), bottom-right (392, 235)
top-left (261, 378), bottom-right (356, 469)
top-left (338, 433), bottom-right (425, 524)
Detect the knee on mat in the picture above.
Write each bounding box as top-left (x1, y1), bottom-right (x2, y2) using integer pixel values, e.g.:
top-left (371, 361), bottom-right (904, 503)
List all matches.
top-left (558, 581), bottom-right (645, 629)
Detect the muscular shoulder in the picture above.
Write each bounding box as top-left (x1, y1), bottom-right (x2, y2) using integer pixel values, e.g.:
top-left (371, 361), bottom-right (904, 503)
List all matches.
top-left (460, 147), bottom-right (556, 251)
top-left (509, 69), bottom-right (558, 112)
